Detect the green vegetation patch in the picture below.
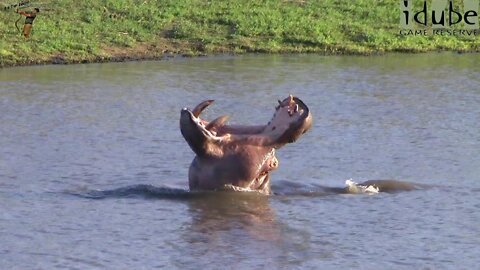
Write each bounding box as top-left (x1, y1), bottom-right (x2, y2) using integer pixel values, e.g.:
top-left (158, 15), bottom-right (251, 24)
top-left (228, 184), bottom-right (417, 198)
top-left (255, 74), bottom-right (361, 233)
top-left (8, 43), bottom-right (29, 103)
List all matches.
top-left (0, 0), bottom-right (479, 67)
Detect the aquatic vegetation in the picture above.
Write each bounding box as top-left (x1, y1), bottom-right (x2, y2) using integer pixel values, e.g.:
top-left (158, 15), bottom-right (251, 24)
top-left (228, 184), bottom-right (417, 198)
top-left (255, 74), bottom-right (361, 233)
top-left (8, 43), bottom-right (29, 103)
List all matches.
top-left (0, 0), bottom-right (478, 67)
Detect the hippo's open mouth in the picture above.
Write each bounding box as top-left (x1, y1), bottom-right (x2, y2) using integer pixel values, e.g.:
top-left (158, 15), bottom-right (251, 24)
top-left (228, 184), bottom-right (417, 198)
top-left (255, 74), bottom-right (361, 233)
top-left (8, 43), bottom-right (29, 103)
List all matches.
top-left (180, 95), bottom-right (311, 149)
top-left (180, 95), bottom-right (312, 194)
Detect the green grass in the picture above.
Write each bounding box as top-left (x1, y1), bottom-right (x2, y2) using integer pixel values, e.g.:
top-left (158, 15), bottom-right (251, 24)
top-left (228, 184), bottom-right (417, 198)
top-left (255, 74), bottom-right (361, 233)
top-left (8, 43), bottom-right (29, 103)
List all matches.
top-left (0, 0), bottom-right (479, 67)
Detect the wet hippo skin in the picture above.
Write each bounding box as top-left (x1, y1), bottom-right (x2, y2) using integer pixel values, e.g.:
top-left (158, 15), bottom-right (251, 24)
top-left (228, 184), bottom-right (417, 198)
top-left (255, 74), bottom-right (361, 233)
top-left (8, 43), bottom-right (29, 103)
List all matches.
top-left (180, 95), bottom-right (312, 195)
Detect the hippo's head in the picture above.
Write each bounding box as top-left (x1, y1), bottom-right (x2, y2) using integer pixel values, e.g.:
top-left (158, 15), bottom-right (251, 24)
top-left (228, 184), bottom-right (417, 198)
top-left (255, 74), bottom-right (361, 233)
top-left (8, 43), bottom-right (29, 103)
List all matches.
top-left (180, 95), bottom-right (312, 194)
top-left (265, 95), bottom-right (313, 145)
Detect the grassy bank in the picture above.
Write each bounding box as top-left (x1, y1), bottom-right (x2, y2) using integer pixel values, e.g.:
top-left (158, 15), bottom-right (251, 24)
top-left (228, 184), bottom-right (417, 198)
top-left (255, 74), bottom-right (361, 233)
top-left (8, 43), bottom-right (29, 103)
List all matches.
top-left (0, 0), bottom-right (479, 67)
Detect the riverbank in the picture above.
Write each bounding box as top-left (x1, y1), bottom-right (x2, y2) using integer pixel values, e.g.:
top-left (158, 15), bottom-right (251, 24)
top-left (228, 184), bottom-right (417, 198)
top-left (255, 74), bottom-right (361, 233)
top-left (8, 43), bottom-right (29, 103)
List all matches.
top-left (1, 0), bottom-right (479, 67)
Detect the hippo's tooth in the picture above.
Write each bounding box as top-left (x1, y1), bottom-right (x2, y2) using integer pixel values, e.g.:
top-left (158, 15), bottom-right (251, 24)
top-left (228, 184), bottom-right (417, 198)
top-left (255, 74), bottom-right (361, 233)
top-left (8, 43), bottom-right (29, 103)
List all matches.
top-left (288, 94), bottom-right (294, 105)
top-left (192, 100), bottom-right (214, 117)
top-left (206, 115), bottom-right (229, 131)
top-left (294, 104), bottom-right (299, 113)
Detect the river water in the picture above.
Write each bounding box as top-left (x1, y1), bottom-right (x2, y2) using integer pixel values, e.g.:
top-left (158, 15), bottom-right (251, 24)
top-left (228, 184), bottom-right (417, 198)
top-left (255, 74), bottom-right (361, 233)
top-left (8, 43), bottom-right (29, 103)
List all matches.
top-left (1, 54), bottom-right (479, 269)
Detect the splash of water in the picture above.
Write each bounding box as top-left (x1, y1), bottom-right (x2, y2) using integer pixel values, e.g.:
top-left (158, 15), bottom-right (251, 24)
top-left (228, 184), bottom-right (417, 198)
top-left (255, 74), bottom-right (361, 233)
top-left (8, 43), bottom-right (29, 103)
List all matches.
top-left (345, 179), bottom-right (379, 194)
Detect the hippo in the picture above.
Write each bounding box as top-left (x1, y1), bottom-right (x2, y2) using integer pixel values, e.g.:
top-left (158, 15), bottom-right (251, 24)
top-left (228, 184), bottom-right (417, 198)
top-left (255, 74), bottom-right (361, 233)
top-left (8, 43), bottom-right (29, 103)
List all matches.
top-left (180, 95), bottom-right (312, 195)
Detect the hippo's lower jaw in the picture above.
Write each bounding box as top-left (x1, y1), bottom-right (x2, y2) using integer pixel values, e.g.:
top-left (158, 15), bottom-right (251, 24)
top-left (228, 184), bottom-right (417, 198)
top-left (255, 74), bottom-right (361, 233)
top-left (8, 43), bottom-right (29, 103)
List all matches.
top-left (247, 172), bottom-right (272, 194)
top-left (180, 95), bottom-right (312, 194)
top-left (218, 173), bottom-right (272, 195)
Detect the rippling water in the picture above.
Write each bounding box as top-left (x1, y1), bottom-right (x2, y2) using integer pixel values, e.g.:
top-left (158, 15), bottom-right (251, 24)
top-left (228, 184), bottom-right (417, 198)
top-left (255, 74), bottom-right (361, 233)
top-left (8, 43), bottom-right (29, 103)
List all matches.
top-left (1, 54), bottom-right (479, 269)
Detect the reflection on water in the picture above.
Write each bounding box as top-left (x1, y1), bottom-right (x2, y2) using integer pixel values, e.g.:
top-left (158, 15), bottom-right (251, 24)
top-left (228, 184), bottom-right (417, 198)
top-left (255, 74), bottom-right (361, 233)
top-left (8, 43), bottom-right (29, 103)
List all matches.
top-left (185, 193), bottom-right (277, 240)
top-left (1, 53), bottom-right (480, 269)
top-left (181, 194), bottom-right (281, 268)
top-left (179, 193), bottom-right (324, 269)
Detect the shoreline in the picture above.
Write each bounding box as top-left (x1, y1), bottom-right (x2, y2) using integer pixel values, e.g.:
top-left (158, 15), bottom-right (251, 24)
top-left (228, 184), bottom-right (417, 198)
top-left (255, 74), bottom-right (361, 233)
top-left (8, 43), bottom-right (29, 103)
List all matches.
top-left (1, 1), bottom-right (479, 68)
top-left (1, 43), bottom-right (478, 69)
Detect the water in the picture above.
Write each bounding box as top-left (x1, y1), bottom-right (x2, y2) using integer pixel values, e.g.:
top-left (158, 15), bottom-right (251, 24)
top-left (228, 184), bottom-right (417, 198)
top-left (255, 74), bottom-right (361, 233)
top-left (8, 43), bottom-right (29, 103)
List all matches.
top-left (1, 53), bottom-right (479, 269)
